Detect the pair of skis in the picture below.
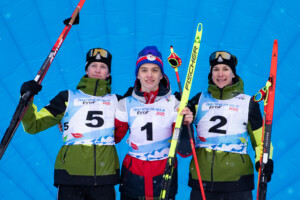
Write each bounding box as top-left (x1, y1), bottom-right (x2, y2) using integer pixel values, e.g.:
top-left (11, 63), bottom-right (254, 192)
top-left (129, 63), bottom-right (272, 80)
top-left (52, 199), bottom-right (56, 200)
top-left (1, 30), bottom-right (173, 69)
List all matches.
top-left (160, 23), bottom-right (206, 200)
top-left (253, 39), bottom-right (278, 200)
top-left (0, 0), bottom-right (86, 159)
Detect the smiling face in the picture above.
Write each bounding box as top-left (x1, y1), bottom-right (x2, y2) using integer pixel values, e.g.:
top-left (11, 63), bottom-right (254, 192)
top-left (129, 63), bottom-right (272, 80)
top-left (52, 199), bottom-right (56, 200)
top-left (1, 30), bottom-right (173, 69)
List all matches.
top-left (137, 63), bottom-right (163, 93)
top-left (211, 64), bottom-right (235, 88)
top-left (86, 62), bottom-right (110, 80)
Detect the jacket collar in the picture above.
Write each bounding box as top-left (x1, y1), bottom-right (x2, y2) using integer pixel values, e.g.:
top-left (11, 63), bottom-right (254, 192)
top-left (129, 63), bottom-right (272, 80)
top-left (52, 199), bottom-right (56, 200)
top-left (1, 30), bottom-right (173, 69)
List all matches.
top-left (76, 75), bottom-right (111, 96)
top-left (208, 75), bottom-right (244, 100)
top-left (132, 75), bottom-right (172, 103)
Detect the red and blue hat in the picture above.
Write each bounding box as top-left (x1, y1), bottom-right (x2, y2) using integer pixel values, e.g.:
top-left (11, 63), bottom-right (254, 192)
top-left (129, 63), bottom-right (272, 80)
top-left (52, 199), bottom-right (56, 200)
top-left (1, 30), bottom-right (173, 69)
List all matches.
top-left (135, 46), bottom-right (164, 76)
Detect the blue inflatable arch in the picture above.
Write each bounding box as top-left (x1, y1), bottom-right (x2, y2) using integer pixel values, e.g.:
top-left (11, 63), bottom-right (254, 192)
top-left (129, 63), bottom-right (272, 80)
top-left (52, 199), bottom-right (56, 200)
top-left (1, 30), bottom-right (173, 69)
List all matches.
top-left (0, 0), bottom-right (299, 199)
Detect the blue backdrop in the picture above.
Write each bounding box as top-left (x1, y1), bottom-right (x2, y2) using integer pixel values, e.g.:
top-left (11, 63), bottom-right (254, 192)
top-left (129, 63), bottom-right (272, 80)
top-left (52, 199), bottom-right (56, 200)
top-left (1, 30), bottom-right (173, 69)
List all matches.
top-left (0, 0), bottom-right (299, 199)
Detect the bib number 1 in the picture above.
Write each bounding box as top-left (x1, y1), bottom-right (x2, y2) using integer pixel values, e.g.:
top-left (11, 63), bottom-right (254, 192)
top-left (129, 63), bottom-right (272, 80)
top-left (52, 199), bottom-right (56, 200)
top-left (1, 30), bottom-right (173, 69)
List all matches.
top-left (141, 122), bottom-right (153, 141)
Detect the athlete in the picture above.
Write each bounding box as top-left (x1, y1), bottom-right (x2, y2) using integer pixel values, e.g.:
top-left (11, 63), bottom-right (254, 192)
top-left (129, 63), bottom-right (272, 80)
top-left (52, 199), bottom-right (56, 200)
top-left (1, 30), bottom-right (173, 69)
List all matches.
top-left (188, 51), bottom-right (274, 200)
top-left (114, 46), bottom-right (193, 200)
top-left (21, 48), bottom-right (122, 200)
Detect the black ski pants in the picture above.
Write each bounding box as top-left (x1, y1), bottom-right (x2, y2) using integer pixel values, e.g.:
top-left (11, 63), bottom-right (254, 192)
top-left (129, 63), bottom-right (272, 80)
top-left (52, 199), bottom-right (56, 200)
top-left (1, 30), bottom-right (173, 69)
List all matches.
top-left (57, 184), bottom-right (115, 200)
top-left (190, 189), bottom-right (252, 200)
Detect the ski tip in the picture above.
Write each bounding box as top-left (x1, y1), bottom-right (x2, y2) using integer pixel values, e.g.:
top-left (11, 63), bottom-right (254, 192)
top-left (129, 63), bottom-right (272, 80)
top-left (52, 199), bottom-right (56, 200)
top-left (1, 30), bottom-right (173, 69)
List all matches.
top-left (195, 23), bottom-right (203, 42)
top-left (197, 23), bottom-right (203, 32)
top-left (274, 39), bottom-right (278, 45)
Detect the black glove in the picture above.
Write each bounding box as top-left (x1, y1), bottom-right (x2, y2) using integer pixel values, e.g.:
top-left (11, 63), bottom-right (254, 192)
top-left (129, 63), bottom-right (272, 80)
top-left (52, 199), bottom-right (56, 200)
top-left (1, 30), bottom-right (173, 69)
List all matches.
top-left (20, 80), bottom-right (42, 96)
top-left (63, 14), bottom-right (80, 25)
top-left (174, 91), bottom-right (181, 100)
top-left (256, 159), bottom-right (273, 182)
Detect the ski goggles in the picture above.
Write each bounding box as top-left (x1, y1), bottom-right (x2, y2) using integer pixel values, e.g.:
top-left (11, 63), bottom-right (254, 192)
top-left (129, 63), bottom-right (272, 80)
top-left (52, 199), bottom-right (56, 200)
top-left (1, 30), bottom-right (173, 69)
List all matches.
top-left (138, 47), bottom-right (162, 58)
top-left (87, 48), bottom-right (110, 59)
top-left (85, 48), bottom-right (112, 71)
top-left (209, 51), bottom-right (237, 65)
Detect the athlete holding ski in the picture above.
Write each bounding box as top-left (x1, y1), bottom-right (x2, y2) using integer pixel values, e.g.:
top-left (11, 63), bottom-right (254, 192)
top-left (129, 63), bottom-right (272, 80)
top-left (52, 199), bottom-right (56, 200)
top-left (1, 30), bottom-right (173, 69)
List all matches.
top-left (114, 46), bottom-right (193, 200)
top-left (21, 48), bottom-right (122, 200)
top-left (188, 51), bottom-right (274, 200)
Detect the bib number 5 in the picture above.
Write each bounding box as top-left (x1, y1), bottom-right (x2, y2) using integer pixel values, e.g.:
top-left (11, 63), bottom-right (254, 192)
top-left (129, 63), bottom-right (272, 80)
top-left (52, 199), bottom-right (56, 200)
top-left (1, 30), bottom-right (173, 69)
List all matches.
top-left (86, 111), bottom-right (104, 128)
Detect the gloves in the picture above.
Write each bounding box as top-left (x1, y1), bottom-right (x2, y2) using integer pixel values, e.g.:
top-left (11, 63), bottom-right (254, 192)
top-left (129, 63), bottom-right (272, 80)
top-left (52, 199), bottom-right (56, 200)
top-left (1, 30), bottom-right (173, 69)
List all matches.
top-left (256, 159), bottom-right (273, 182)
top-left (174, 91), bottom-right (181, 100)
top-left (20, 80), bottom-right (42, 96)
top-left (63, 14), bottom-right (80, 25)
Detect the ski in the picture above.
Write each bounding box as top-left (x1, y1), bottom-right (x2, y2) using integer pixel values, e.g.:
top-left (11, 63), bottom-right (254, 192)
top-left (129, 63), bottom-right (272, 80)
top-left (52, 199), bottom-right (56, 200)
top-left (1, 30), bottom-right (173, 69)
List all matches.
top-left (0, 0), bottom-right (86, 160)
top-left (160, 23), bottom-right (203, 200)
top-left (253, 39), bottom-right (278, 200)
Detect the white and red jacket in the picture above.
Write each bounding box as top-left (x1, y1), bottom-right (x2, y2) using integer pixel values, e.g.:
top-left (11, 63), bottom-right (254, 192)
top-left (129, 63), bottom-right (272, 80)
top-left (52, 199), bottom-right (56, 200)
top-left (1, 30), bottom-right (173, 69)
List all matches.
top-left (115, 76), bottom-right (180, 199)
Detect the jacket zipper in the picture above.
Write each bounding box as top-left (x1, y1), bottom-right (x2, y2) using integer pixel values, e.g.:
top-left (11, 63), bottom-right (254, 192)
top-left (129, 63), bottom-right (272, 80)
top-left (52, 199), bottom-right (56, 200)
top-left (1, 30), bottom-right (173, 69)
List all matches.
top-left (94, 80), bottom-right (100, 185)
top-left (210, 150), bottom-right (215, 191)
top-left (94, 145), bottom-right (97, 185)
top-left (240, 154), bottom-right (245, 163)
top-left (62, 145), bottom-right (70, 163)
top-left (124, 158), bottom-right (133, 181)
top-left (220, 88), bottom-right (223, 99)
top-left (94, 79), bottom-right (99, 96)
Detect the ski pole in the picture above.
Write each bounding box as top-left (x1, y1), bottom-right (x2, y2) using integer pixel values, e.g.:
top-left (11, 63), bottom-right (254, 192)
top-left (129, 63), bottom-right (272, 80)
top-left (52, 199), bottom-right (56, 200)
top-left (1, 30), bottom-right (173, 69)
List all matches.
top-left (0, 0), bottom-right (86, 159)
top-left (255, 39), bottom-right (278, 200)
top-left (168, 46), bottom-right (206, 200)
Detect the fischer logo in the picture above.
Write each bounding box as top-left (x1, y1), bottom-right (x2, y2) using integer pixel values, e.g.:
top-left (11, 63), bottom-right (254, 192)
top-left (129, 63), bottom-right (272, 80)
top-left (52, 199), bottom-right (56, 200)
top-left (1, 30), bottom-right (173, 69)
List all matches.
top-left (185, 45), bottom-right (198, 91)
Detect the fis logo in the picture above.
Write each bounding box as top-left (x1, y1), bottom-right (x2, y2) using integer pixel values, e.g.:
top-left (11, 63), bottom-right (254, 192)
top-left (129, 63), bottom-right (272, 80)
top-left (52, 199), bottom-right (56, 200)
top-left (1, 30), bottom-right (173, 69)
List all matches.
top-left (236, 95), bottom-right (246, 100)
top-left (165, 96), bottom-right (171, 102)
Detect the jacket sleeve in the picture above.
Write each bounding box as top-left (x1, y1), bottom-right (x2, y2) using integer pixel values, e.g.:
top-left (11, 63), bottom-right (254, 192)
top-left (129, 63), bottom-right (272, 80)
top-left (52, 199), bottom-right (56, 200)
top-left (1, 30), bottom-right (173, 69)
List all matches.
top-left (247, 98), bottom-right (274, 163)
top-left (21, 90), bottom-right (68, 134)
top-left (188, 92), bottom-right (202, 117)
top-left (115, 87), bottom-right (134, 101)
top-left (177, 94), bottom-right (196, 158)
top-left (114, 98), bottom-right (129, 143)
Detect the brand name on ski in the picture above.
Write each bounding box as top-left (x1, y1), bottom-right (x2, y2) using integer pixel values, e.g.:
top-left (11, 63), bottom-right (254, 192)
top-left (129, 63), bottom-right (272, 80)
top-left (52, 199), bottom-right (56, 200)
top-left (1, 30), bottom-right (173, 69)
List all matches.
top-left (185, 46), bottom-right (198, 91)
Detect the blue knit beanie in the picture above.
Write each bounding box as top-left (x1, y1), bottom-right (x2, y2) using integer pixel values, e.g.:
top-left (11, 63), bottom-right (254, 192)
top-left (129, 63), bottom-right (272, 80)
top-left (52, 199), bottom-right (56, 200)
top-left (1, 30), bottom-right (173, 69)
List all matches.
top-left (135, 46), bottom-right (164, 76)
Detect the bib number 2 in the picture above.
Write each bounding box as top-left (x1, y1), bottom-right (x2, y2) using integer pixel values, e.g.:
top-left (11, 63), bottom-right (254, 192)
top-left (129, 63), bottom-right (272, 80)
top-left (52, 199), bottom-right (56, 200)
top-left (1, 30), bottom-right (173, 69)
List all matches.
top-left (208, 116), bottom-right (227, 134)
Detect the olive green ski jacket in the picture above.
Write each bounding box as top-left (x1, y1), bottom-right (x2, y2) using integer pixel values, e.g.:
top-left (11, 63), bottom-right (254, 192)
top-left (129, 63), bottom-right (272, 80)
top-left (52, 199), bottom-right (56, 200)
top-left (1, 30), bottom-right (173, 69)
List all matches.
top-left (22, 75), bottom-right (120, 186)
top-left (188, 76), bottom-right (273, 192)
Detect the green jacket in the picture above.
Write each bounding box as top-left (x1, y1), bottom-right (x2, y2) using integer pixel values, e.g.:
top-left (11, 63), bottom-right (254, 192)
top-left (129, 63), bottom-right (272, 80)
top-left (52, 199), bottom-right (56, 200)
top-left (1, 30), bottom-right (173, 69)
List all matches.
top-left (188, 76), bottom-right (273, 192)
top-left (22, 75), bottom-right (120, 186)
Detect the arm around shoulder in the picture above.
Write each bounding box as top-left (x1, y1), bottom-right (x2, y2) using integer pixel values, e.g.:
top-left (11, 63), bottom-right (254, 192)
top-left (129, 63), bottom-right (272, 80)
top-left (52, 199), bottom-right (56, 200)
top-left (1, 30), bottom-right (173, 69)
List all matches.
top-left (114, 98), bottom-right (129, 143)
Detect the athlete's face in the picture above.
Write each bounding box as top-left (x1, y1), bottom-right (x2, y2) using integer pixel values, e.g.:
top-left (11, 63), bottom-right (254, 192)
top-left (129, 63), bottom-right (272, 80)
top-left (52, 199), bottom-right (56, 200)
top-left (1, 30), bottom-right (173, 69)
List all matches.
top-left (137, 63), bottom-right (163, 93)
top-left (86, 62), bottom-right (110, 80)
top-left (211, 64), bottom-right (235, 89)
